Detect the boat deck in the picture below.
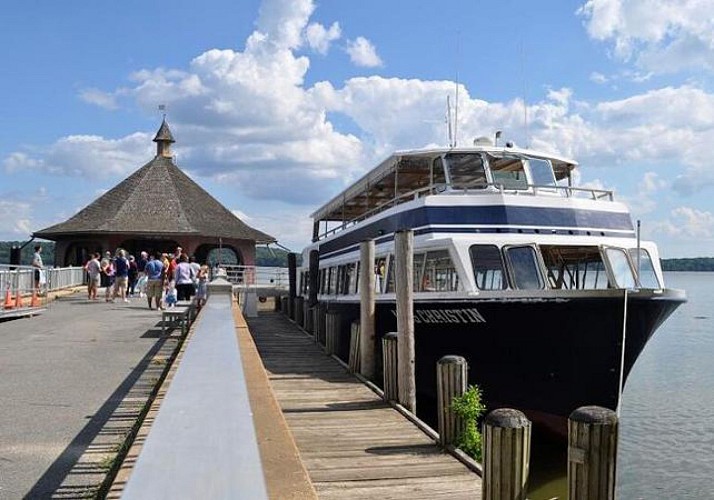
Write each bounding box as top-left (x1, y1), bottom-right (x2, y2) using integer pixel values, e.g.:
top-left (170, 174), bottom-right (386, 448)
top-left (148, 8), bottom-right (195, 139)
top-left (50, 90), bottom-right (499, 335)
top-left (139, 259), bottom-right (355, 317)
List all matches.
top-left (247, 312), bottom-right (481, 499)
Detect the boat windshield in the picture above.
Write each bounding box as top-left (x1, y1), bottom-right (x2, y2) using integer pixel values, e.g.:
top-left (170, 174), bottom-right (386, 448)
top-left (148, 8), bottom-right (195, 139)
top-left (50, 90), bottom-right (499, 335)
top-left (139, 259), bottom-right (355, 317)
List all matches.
top-left (505, 246), bottom-right (544, 289)
top-left (628, 248), bottom-right (661, 289)
top-left (528, 158), bottom-right (557, 187)
top-left (444, 153), bottom-right (487, 189)
top-left (489, 156), bottom-right (528, 190)
top-left (541, 245), bottom-right (610, 290)
top-left (605, 248), bottom-right (637, 288)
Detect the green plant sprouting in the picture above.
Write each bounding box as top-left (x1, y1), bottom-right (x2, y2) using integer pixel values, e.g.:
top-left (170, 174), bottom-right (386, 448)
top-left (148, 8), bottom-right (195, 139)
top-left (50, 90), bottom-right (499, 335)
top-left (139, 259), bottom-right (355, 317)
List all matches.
top-left (451, 384), bottom-right (486, 461)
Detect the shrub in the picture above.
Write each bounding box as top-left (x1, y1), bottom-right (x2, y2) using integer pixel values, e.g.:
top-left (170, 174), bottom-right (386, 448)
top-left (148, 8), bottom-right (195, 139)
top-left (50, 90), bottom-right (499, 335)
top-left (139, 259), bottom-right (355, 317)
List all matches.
top-left (451, 384), bottom-right (486, 461)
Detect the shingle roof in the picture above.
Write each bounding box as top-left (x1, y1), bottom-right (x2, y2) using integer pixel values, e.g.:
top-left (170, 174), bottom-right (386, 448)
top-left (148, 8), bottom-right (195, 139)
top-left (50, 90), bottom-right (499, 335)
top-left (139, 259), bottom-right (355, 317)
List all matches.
top-left (153, 119), bottom-right (175, 143)
top-left (34, 155), bottom-right (276, 243)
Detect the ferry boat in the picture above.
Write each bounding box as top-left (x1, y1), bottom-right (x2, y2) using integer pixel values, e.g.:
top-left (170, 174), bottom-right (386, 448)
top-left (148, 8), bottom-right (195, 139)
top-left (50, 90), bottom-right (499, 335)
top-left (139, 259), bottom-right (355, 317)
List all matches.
top-left (299, 138), bottom-right (686, 435)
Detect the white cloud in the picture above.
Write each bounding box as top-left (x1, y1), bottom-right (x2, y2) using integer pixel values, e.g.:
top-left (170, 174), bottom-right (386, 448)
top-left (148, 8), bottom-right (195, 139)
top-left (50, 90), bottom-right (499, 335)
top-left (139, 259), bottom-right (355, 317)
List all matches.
top-left (578, 0), bottom-right (714, 73)
top-left (79, 88), bottom-right (119, 110)
top-left (590, 72), bottom-right (609, 84)
top-left (345, 37), bottom-right (383, 67)
top-left (305, 22), bottom-right (341, 54)
top-left (652, 206), bottom-right (714, 239)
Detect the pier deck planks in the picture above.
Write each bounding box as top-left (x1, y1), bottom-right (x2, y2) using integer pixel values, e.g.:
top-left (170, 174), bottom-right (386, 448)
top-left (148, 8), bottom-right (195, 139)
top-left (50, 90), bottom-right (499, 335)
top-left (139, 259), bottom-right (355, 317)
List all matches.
top-left (248, 312), bottom-right (481, 500)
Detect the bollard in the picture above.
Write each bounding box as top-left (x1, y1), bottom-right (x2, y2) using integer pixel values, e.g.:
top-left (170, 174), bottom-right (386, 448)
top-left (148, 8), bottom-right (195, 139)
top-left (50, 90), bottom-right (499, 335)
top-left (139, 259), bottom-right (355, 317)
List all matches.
top-left (295, 296), bottom-right (305, 328)
top-left (325, 311), bottom-right (339, 355)
top-left (568, 406), bottom-right (618, 500)
top-left (482, 408), bottom-right (531, 500)
top-left (311, 307), bottom-right (320, 340)
top-left (305, 305), bottom-right (314, 334)
top-left (280, 296), bottom-right (288, 314)
top-left (317, 306), bottom-right (327, 346)
top-left (382, 332), bottom-right (398, 402)
top-left (273, 295), bottom-right (281, 312)
top-left (437, 355), bottom-right (468, 447)
top-left (348, 321), bottom-right (360, 374)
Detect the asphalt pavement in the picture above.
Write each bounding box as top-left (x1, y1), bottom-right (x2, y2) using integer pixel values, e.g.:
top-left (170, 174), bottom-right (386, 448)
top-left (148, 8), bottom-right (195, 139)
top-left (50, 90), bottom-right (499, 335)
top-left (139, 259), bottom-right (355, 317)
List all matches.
top-left (0, 292), bottom-right (172, 499)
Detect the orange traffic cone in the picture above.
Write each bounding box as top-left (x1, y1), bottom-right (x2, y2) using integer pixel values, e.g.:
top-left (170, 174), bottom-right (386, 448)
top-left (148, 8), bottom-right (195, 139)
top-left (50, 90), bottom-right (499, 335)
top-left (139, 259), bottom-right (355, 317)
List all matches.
top-left (30, 290), bottom-right (40, 308)
top-left (15, 289), bottom-right (24, 309)
top-left (3, 289), bottom-right (14, 309)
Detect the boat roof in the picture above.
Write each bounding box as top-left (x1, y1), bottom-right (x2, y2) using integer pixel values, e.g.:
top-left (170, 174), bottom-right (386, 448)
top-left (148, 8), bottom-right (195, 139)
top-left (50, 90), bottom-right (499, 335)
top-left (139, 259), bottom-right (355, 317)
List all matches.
top-left (312, 145), bottom-right (578, 221)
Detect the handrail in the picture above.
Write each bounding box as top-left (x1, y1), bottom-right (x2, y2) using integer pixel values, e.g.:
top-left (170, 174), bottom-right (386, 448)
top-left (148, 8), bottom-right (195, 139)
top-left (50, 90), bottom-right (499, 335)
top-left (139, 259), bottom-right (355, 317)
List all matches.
top-left (0, 265), bottom-right (86, 295)
top-left (316, 182), bottom-right (615, 240)
top-left (218, 265), bottom-right (289, 289)
top-left (121, 284), bottom-right (268, 499)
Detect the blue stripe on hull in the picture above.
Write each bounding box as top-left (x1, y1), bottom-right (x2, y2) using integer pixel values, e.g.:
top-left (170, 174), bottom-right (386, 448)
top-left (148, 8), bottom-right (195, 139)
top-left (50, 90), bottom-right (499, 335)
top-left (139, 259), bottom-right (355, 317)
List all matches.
top-left (318, 205), bottom-right (634, 256)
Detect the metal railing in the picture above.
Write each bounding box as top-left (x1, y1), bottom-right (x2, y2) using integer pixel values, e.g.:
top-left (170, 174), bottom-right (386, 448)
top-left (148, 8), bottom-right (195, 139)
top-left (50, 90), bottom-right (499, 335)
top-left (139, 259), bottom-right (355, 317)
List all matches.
top-left (317, 182), bottom-right (615, 240)
top-left (0, 264), bottom-right (86, 295)
top-left (218, 265), bottom-right (289, 290)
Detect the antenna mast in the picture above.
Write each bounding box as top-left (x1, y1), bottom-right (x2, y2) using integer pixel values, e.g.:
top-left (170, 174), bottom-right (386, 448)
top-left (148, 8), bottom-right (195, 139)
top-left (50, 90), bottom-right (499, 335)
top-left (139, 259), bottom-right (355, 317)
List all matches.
top-left (454, 32), bottom-right (461, 148)
top-left (446, 96), bottom-right (454, 147)
top-left (520, 40), bottom-right (529, 148)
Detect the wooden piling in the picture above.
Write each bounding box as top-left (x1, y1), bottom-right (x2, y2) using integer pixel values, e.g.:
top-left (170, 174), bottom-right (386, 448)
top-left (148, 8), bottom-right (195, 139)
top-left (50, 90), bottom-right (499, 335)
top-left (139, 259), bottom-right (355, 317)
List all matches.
top-left (568, 406), bottom-right (618, 500)
top-left (317, 305), bottom-right (327, 346)
top-left (437, 355), bottom-right (467, 447)
top-left (359, 240), bottom-right (376, 380)
top-left (482, 408), bottom-right (531, 500)
top-left (295, 296), bottom-right (305, 328)
top-left (287, 252), bottom-right (297, 319)
top-left (325, 311), bottom-right (339, 355)
top-left (395, 230), bottom-right (415, 412)
top-left (308, 250), bottom-right (319, 307)
top-left (348, 321), bottom-right (360, 374)
top-left (304, 305), bottom-right (314, 334)
top-left (382, 332), bottom-right (398, 402)
top-left (280, 296), bottom-right (288, 315)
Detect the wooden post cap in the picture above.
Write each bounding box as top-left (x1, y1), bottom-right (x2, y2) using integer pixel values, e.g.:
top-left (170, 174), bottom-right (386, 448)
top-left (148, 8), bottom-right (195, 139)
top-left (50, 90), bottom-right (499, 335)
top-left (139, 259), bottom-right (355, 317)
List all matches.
top-left (485, 408), bottom-right (530, 429)
top-left (384, 332), bottom-right (398, 341)
top-left (438, 355), bottom-right (467, 366)
top-left (569, 406), bottom-right (617, 425)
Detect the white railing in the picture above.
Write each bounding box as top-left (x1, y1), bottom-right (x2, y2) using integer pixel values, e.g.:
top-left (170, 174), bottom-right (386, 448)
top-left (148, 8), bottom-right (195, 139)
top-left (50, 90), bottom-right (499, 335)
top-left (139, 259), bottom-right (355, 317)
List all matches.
top-left (0, 264), bottom-right (86, 295)
top-left (218, 265), bottom-right (289, 290)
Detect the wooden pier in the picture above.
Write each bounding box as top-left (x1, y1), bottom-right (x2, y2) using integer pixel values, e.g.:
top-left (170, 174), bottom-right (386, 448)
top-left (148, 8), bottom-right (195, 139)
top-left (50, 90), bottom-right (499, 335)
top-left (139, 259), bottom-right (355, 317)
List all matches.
top-left (247, 312), bottom-right (481, 499)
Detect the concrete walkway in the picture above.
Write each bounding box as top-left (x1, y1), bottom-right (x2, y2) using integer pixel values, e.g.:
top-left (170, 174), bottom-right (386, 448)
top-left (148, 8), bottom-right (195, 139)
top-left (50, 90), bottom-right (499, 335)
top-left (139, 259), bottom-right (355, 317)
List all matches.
top-left (0, 292), bottom-right (179, 499)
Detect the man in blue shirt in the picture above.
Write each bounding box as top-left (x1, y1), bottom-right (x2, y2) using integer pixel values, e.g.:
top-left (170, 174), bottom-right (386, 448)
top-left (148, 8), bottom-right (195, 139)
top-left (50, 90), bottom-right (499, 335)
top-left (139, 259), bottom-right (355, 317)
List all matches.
top-left (145, 253), bottom-right (164, 310)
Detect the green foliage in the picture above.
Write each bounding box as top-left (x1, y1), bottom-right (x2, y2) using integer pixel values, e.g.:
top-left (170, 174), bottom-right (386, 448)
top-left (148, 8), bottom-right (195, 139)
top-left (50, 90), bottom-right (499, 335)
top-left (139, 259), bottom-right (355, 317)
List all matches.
top-left (661, 257), bottom-right (714, 272)
top-left (0, 240), bottom-right (55, 266)
top-left (451, 384), bottom-right (486, 461)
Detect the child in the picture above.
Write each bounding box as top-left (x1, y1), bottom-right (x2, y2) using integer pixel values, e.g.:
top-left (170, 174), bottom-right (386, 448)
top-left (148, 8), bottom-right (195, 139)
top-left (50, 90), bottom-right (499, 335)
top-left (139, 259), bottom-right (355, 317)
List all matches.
top-left (195, 265), bottom-right (209, 308)
top-left (164, 280), bottom-right (178, 308)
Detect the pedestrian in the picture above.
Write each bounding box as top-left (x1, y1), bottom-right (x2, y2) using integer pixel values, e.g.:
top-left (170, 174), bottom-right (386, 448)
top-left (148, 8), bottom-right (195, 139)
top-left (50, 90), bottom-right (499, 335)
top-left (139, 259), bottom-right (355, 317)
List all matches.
top-left (174, 254), bottom-right (195, 301)
top-left (31, 244), bottom-right (44, 292)
top-left (101, 251), bottom-right (115, 302)
top-left (113, 249), bottom-right (130, 303)
top-left (128, 255), bottom-right (139, 297)
top-left (84, 252), bottom-right (101, 300)
top-left (144, 253), bottom-right (164, 310)
top-left (189, 255), bottom-right (200, 290)
top-left (195, 264), bottom-right (209, 308)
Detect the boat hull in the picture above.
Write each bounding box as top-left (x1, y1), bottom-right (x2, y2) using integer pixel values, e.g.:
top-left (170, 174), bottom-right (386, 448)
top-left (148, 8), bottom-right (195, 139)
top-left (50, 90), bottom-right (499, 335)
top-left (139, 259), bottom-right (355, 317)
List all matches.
top-left (322, 290), bottom-right (684, 437)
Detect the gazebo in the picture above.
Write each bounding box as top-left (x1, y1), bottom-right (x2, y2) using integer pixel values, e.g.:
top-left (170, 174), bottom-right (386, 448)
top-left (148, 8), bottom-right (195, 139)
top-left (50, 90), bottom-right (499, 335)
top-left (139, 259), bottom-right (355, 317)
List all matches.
top-left (34, 119), bottom-right (275, 266)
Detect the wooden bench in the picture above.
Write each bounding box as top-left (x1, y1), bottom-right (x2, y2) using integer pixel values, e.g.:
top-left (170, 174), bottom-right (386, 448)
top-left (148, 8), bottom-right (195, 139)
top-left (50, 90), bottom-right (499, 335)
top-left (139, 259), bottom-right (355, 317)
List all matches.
top-left (162, 307), bottom-right (190, 336)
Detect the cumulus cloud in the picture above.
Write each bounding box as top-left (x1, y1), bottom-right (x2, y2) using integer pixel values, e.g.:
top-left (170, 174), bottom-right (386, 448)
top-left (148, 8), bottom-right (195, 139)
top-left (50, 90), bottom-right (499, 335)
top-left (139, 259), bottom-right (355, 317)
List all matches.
top-left (652, 206), bottom-right (714, 239)
top-left (345, 37), bottom-right (383, 67)
top-left (305, 22), bottom-right (341, 54)
top-left (79, 88), bottom-right (119, 110)
top-left (578, 0), bottom-right (714, 73)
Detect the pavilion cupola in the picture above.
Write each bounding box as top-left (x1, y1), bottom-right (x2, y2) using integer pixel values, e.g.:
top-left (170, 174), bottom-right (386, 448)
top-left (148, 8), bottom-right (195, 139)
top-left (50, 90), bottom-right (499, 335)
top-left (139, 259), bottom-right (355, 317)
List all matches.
top-left (153, 118), bottom-right (176, 158)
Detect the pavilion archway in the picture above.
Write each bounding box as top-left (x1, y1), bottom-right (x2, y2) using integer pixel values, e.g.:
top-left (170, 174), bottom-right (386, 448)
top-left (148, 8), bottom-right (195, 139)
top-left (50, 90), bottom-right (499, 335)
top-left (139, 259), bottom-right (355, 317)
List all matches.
top-left (195, 244), bottom-right (243, 266)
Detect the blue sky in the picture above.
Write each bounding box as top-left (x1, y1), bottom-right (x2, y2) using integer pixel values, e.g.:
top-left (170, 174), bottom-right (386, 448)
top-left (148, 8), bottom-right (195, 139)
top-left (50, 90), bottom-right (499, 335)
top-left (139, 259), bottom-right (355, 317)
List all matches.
top-left (2, 0), bottom-right (714, 257)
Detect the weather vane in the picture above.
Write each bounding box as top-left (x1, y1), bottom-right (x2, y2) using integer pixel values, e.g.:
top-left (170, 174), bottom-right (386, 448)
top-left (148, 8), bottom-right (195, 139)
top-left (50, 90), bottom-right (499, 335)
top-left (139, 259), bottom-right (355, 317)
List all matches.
top-left (158, 104), bottom-right (166, 119)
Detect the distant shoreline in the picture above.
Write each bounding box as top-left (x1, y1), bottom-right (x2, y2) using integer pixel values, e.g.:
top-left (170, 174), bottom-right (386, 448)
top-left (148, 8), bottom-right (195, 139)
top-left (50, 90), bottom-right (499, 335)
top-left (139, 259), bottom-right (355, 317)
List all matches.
top-left (661, 258), bottom-right (714, 272)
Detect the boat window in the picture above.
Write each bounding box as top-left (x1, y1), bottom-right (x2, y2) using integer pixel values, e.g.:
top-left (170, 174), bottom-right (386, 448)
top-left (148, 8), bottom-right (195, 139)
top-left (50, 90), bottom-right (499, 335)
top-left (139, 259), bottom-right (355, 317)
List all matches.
top-left (413, 252), bottom-right (427, 292)
top-left (541, 246), bottom-right (610, 290)
top-left (432, 157), bottom-right (447, 187)
top-left (328, 267), bottom-right (337, 294)
top-left (353, 262), bottom-right (360, 294)
top-left (605, 248), bottom-right (637, 289)
top-left (528, 158), bottom-right (557, 187)
top-left (386, 254), bottom-right (396, 293)
top-left (375, 257), bottom-right (387, 293)
top-left (342, 262), bottom-right (357, 295)
top-left (445, 153), bottom-right (487, 190)
top-left (628, 249), bottom-right (661, 289)
top-left (490, 156), bottom-right (528, 190)
top-left (505, 246), bottom-right (544, 289)
top-left (422, 250), bottom-right (460, 292)
top-left (469, 245), bottom-right (507, 290)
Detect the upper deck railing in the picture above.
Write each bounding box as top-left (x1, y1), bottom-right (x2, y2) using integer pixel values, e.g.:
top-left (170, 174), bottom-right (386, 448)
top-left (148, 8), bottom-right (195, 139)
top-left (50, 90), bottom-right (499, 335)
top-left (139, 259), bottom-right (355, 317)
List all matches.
top-left (316, 182), bottom-right (614, 241)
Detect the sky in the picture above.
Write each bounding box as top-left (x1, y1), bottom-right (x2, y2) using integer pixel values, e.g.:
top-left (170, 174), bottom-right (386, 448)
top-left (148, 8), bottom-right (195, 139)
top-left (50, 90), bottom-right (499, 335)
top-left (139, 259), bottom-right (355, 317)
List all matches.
top-left (1, 0), bottom-right (714, 257)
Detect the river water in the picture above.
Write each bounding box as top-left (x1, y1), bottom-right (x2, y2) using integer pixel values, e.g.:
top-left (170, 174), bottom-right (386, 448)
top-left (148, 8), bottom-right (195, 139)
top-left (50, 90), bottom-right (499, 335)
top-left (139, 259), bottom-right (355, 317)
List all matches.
top-left (528, 272), bottom-right (714, 499)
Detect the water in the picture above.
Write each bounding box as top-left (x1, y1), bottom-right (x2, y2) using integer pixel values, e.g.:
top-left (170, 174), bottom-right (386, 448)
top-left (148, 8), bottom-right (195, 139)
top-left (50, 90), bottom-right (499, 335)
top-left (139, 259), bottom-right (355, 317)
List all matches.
top-left (527, 272), bottom-right (714, 499)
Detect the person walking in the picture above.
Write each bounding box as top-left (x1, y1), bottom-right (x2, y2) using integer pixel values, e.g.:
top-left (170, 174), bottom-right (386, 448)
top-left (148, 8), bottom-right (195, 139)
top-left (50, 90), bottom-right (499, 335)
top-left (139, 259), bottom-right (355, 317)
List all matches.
top-left (174, 254), bottom-right (195, 301)
top-left (144, 253), bottom-right (164, 310)
top-left (113, 249), bottom-right (130, 303)
top-left (101, 251), bottom-right (115, 302)
top-left (84, 253), bottom-right (101, 300)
